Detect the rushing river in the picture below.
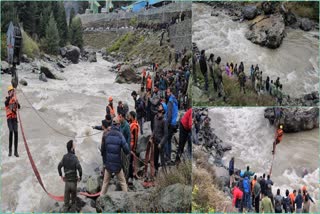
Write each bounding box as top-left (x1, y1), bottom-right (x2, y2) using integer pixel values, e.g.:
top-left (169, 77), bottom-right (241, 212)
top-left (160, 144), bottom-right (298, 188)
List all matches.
top-left (193, 3), bottom-right (319, 97)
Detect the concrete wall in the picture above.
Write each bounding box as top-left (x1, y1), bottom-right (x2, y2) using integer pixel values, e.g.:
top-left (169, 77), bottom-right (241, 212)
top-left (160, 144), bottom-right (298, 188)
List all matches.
top-left (168, 18), bottom-right (192, 51)
top-left (79, 2), bottom-right (192, 28)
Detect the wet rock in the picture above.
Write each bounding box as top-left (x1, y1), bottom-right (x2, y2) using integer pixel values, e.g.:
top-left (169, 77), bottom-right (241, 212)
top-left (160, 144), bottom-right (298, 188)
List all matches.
top-left (86, 175), bottom-right (101, 194)
top-left (88, 52), bottom-right (97, 62)
top-left (211, 12), bottom-right (219, 17)
top-left (64, 45), bottom-right (80, 64)
top-left (1, 61), bottom-right (10, 72)
top-left (39, 72), bottom-right (48, 82)
top-left (300, 18), bottom-right (313, 31)
top-left (264, 107), bottom-right (319, 132)
top-left (21, 54), bottom-right (31, 63)
top-left (56, 61), bottom-right (66, 68)
top-left (115, 65), bottom-right (142, 84)
top-left (19, 78), bottom-right (28, 86)
top-left (40, 65), bottom-right (57, 79)
top-left (245, 14), bottom-right (285, 49)
top-left (242, 6), bottom-right (257, 20)
top-left (60, 47), bottom-right (67, 57)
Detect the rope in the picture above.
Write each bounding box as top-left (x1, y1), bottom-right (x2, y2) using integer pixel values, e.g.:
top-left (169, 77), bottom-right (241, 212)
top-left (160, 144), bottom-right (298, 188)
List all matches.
top-left (17, 86), bottom-right (102, 139)
top-left (17, 107), bottom-right (101, 201)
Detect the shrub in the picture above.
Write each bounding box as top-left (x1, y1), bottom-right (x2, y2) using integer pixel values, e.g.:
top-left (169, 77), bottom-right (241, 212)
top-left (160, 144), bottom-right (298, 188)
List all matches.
top-left (21, 30), bottom-right (40, 58)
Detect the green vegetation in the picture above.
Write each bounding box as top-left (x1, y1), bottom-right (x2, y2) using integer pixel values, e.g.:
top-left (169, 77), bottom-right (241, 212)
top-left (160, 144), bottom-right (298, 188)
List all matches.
top-left (22, 31), bottom-right (40, 58)
top-left (129, 17), bottom-right (138, 26)
top-left (192, 149), bottom-right (235, 213)
top-left (44, 13), bottom-right (60, 55)
top-left (155, 160), bottom-right (192, 190)
top-left (1, 1), bottom-right (80, 57)
top-left (69, 17), bottom-right (84, 49)
top-left (193, 63), bottom-right (276, 106)
top-left (107, 33), bottom-right (135, 53)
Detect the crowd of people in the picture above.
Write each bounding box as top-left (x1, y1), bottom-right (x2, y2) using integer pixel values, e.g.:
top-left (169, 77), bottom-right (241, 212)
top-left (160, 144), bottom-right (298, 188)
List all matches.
top-left (230, 162), bottom-right (315, 213)
top-left (195, 49), bottom-right (286, 105)
top-left (57, 53), bottom-right (192, 210)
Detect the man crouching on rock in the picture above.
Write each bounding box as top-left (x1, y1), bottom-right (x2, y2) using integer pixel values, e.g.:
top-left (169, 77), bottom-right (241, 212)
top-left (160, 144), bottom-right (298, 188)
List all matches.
top-left (100, 117), bottom-right (130, 195)
top-left (58, 140), bottom-right (82, 212)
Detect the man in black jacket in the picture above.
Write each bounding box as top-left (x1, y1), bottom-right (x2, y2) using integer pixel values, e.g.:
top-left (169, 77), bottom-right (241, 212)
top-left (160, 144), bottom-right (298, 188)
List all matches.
top-left (199, 49), bottom-right (208, 91)
top-left (58, 140), bottom-right (82, 212)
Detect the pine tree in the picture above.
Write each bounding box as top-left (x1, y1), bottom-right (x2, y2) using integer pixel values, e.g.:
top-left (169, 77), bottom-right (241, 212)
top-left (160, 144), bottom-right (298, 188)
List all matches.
top-left (69, 17), bottom-right (84, 49)
top-left (45, 13), bottom-right (60, 55)
top-left (39, 5), bottom-right (51, 38)
top-left (56, 2), bottom-right (68, 46)
top-left (69, 8), bottom-right (76, 26)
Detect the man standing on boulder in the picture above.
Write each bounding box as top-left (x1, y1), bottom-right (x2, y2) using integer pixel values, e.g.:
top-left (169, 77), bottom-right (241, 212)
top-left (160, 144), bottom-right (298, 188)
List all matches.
top-left (100, 117), bottom-right (130, 195)
top-left (58, 140), bottom-right (82, 212)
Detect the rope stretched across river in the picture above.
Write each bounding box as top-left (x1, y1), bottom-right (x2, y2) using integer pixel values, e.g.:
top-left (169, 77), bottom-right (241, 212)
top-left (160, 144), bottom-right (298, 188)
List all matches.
top-left (17, 86), bottom-right (102, 139)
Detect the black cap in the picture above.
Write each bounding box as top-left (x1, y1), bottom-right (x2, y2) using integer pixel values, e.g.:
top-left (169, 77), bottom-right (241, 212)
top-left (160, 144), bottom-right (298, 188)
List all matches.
top-left (67, 140), bottom-right (73, 152)
top-left (105, 114), bottom-right (112, 121)
top-left (131, 91), bottom-right (137, 96)
top-left (102, 120), bottom-right (111, 129)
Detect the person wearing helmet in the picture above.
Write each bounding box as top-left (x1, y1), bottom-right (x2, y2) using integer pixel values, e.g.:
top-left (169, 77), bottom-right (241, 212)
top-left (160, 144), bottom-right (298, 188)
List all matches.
top-left (5, 85), bottom-right (21, 157)
top-left (106, 96), bottom-right (115, 119)
top-left (272, 124), bottom-right (284, 154)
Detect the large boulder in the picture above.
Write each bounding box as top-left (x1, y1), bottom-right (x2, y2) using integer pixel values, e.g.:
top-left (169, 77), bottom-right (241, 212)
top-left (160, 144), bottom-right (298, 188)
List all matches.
top-left (245, 14), bottom-right (285, 49)
top-left (242, 6), bottom-right (257, 20)
top-left (264, 108), bottom-right (319, 132)
top-left (96, 192), bottom-right (148, 212)
top-left (115, 65), bottom-right (141, 84)
top-left (153, 184), bottom-right (192, 212)
top-left (40, 65), bottom-right (57, 79)
top-left (64, 45), bottom-right (80, 64)
top-left (261, 2), bottom-right (276, 15)
top-left (300, 18), bottom-right (313, 31)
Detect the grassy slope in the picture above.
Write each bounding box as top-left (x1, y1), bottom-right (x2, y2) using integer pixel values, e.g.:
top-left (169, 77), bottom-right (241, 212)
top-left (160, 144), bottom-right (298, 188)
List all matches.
top-left (192, 63), bottom-right (276, 106)
top-left (192, 148), bottom-right (236, 213)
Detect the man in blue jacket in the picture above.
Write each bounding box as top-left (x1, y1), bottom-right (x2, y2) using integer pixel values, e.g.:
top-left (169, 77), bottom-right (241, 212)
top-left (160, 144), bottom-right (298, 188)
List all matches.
top-left (100, 117), bottom-right (130, 195)
top-left (165, 87), bottom-right (178, 163)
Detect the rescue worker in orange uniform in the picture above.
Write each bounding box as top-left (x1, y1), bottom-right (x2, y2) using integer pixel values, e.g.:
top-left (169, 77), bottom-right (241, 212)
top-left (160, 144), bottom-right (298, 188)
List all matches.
top-left (128, 111), bottom-right (140, 183)
top-left (272, 124), bottom-right (283, 154)
top-left (106, 96), bottom-right (116, 119)
top-left (5, 85), bottom-right (20, 157)
top-left (146, 74), bottom-right (152, 92)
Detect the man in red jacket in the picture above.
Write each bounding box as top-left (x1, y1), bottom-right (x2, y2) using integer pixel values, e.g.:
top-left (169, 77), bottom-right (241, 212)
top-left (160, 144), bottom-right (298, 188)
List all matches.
top-left (233, 184), bottom-right (243, 211)
top-left (175, 108), bottom-right (192, 163)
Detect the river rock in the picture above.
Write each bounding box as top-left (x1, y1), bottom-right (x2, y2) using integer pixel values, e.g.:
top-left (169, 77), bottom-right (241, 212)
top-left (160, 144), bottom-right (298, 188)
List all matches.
top-left (153, 184), bottom-right (192, 212)
top-left (264, 107), bottom-right (319, 132)
top-left (19, 78), bottom-right (28, 86)
top-left (39, 72), bottom-right (48, 82)
top-left (300, 18), bottom-right (313, 31)
top-left (40, 65), bottom-right (57, 79)
top-left (88, 52), bottom-right (97, 62)
top-left (261, 2), bottom-right (276, 15)
top-left (96, 192), bottom-right (147, 212)
top-left (21, 54), bottom-right (31, 63)
top-left (115, 65), bottom-right (141, 84)
top-left (56, 61), bottom-right (66, 68)
top-left (242, 6), bottom-right (257, 20)
top-left (64, 45), bottom-right (80, 64)
top-left (1, 61), bottom-right (10, 72)
top-left (245, 14), bottom-right (285, 49)
top-left (86, 175), bottom-right (101, 194)
top-left (60, 47), bottom-right (67, 57)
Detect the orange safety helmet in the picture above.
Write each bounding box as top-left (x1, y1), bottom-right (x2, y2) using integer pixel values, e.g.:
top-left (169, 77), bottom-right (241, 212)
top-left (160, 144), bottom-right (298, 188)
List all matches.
top-left (302, 186), bottom-right (307, 192)
top-left (108, 96), bottom-right (113, 102)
